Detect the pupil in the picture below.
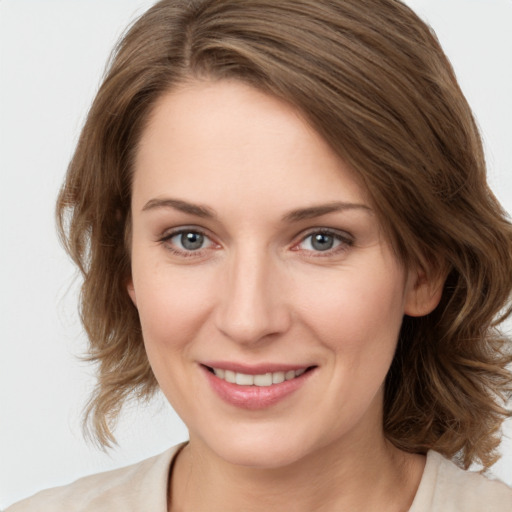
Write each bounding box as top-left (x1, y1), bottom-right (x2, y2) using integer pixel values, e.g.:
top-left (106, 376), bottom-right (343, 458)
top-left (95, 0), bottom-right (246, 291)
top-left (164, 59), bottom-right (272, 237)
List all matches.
top-left (181, 232), bottom-right (204, 250)
top-left (312, 233), bottom-right (333, 251)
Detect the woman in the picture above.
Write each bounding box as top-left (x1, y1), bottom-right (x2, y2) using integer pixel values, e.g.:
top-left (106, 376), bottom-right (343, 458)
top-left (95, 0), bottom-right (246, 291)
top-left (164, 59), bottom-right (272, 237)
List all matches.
top-left (7, 0), bottom-right (512, 510)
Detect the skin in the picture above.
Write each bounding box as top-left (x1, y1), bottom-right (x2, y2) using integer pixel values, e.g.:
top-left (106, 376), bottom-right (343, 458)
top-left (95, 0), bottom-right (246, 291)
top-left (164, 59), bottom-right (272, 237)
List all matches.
top-left (128, 79), bottom-right (443, 511)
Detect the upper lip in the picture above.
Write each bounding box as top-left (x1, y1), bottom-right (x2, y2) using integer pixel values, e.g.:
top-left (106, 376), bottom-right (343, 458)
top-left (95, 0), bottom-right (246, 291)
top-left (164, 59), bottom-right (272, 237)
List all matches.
top-left (201, 361), bottom-right (315, 374)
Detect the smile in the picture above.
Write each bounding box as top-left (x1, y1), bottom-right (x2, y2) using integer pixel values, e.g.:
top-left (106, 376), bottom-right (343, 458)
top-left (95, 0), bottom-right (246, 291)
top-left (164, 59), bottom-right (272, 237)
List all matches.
top-left (210, 367), bottom-right (307, 387)
top-left (202, 364), bottom-right (316, 410)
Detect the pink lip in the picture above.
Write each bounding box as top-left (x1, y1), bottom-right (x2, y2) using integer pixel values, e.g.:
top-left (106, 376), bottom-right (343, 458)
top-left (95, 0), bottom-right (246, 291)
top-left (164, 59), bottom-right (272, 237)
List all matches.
top-left (200, 364), bottom-right (315, 410)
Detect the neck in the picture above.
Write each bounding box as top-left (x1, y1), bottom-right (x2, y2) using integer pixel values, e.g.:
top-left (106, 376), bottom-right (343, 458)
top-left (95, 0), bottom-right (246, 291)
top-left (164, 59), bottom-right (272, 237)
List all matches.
top-left (169, 428), bottom-right (424, 512)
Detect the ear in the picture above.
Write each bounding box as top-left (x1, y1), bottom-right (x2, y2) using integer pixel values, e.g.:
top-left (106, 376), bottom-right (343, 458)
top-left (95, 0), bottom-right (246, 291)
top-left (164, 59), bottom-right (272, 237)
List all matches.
top-left (126, 278), bottom-right (137, 307)
top-left (404, 265), bottom-right (446, 317)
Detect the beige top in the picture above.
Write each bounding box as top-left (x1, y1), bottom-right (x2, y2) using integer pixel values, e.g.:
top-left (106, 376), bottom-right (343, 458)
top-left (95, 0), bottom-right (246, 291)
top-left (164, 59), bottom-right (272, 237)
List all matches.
top-left (6, 445), bottom-right (512, 511)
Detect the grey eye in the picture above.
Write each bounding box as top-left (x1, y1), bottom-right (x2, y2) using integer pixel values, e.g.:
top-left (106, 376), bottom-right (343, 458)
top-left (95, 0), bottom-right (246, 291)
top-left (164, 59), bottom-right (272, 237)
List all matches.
top-left (179, 231), bottom-right (205, 250)
top-left (310, 233), bottom-right (335, 251)
top-left (297, 230), bottom-right (350, 253)
top-left (162, 228), bottom-right (216, 256)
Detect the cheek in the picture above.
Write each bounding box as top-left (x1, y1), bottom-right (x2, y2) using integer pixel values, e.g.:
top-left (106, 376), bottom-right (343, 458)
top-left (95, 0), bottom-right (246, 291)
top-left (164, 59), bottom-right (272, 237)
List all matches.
top-left (293, 265), bottom-right (406, 431)
top-left (131, 256), bottom-right (216, 354)
top-left (294, 263), bottom-right (406, 357)
top-left (131, 258), bottom-right (219, 416)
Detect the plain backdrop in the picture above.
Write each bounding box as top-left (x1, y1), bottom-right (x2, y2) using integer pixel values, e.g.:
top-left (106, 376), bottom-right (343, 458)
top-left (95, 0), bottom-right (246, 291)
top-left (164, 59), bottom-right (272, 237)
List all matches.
top-left (1, 0), bottom-right (511, 508)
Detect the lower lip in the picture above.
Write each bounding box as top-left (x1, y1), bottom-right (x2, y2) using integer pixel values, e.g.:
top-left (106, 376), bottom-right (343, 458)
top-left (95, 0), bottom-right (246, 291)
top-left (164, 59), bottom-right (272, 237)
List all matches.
top-left (202, 366), bottom-right (314, 410)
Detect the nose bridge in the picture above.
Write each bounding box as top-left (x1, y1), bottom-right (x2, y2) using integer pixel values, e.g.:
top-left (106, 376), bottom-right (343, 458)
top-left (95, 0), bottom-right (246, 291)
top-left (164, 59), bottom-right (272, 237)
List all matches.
top-left (215, 243), bottom-right (289, 344)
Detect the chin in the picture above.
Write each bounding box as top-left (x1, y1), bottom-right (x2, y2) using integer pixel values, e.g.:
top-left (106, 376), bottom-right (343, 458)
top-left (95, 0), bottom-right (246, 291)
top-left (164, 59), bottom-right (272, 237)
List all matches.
top-left (198, 426), bottom-right (318, 469)
top-left (221, 444), bottom-right (307, 469)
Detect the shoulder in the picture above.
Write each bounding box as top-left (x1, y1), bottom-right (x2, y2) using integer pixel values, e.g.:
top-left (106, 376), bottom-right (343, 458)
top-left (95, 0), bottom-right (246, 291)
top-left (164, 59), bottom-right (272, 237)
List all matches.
top-left (5, 444), bottom-right (184, 512)
top-left (410, 450), bottom-right (512, 512)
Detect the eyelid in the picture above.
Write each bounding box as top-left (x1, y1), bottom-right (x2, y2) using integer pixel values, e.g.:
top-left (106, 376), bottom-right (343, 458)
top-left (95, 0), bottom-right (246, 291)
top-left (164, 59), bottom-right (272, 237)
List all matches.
top-left (159, 225), bottom-right (209, 242)
top-left (158, 225), bottom-right (220, 257)
top-left (157, 225), bottom-right (354, 258)
top-left (291, 227), bottom-right (354, 255)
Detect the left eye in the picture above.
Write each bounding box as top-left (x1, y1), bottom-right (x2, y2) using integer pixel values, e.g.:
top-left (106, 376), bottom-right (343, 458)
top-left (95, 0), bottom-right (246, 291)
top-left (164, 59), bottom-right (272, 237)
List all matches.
top-left (298, 231), bottom-right (348, 252)
top-left (167, 230), bottom-right (213, 251)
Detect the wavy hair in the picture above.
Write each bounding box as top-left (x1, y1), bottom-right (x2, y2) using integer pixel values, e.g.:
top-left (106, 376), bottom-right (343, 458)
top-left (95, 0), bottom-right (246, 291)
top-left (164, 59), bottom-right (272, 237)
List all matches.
top-left (56, 0), bottom-right (512, 468)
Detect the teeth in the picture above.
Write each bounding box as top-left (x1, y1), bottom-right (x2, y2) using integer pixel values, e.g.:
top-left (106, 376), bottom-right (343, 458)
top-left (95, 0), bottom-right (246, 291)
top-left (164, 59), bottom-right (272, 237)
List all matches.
top-left (212, 367), bottom-right (308, 387)
top-left (272, 371), bottom-right (285, 384)
top-left (235, 373), bottom-right (254, 385)
top-left (254, 373), bottom-right (272, 386)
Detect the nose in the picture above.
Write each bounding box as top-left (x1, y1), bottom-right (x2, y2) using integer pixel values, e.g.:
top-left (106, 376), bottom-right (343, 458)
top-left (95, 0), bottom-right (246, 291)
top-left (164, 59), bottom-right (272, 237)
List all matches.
top-left (214, 247), bottom-right (291, 346)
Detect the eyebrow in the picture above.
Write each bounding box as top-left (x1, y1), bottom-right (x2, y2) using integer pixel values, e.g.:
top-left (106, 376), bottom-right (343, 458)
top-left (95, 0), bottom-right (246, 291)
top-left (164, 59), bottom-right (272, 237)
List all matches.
top-left (281, 202), bottom-right (372, 222)
top-left (141, 197), bottom-right (371, 222)
top-left (142, 198), bottom-right (216, 218)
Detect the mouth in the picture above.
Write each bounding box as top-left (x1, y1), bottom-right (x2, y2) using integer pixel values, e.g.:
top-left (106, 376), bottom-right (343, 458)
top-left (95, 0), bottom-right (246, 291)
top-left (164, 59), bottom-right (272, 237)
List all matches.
top-left (201, 363), bottom-right (317, 410)
top-left (204, 366), bottom-right (314, 387)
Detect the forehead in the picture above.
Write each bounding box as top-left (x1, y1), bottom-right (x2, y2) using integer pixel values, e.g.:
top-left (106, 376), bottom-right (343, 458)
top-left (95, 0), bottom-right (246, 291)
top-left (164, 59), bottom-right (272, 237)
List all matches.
top-left (132, 79), bottom-right (369, 215)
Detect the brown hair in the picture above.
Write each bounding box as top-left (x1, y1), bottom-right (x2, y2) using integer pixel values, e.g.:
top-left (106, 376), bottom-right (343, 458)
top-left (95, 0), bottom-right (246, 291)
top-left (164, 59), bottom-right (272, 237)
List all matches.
top-left (57, 0), bottom-right (512, 468)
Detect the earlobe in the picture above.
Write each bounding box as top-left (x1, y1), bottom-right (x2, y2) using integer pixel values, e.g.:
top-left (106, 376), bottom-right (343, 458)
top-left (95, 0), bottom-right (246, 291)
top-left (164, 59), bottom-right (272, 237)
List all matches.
top-left (127, 279), bottom-right (137, 307)
top-left (404, 267), bottom-right (446, 317)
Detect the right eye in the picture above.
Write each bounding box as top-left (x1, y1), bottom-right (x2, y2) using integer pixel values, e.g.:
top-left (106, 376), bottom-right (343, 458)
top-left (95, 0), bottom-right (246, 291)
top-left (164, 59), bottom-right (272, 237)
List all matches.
top-left (160, 228), bottom-right (216, 256)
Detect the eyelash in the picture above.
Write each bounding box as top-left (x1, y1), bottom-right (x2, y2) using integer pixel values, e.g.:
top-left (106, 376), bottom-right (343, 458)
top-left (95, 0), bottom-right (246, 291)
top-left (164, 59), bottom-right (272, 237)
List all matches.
top-left (158, 227), bottom-right (354, 258)
top-left (159, 227), bottom-right (216, 258)
top-left (292, 229), bottom-right (354, 257)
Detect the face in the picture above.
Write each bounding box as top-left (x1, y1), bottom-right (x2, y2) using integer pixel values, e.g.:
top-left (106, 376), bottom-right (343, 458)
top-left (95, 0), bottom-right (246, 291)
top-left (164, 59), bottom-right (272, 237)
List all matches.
top-left (128, 80), bottom-right (428, 468)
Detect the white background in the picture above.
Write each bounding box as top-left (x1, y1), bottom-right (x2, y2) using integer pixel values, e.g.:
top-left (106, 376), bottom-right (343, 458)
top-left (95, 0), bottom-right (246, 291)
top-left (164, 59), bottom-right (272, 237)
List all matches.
top-left (1, 0), bottom-right (511, 508)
